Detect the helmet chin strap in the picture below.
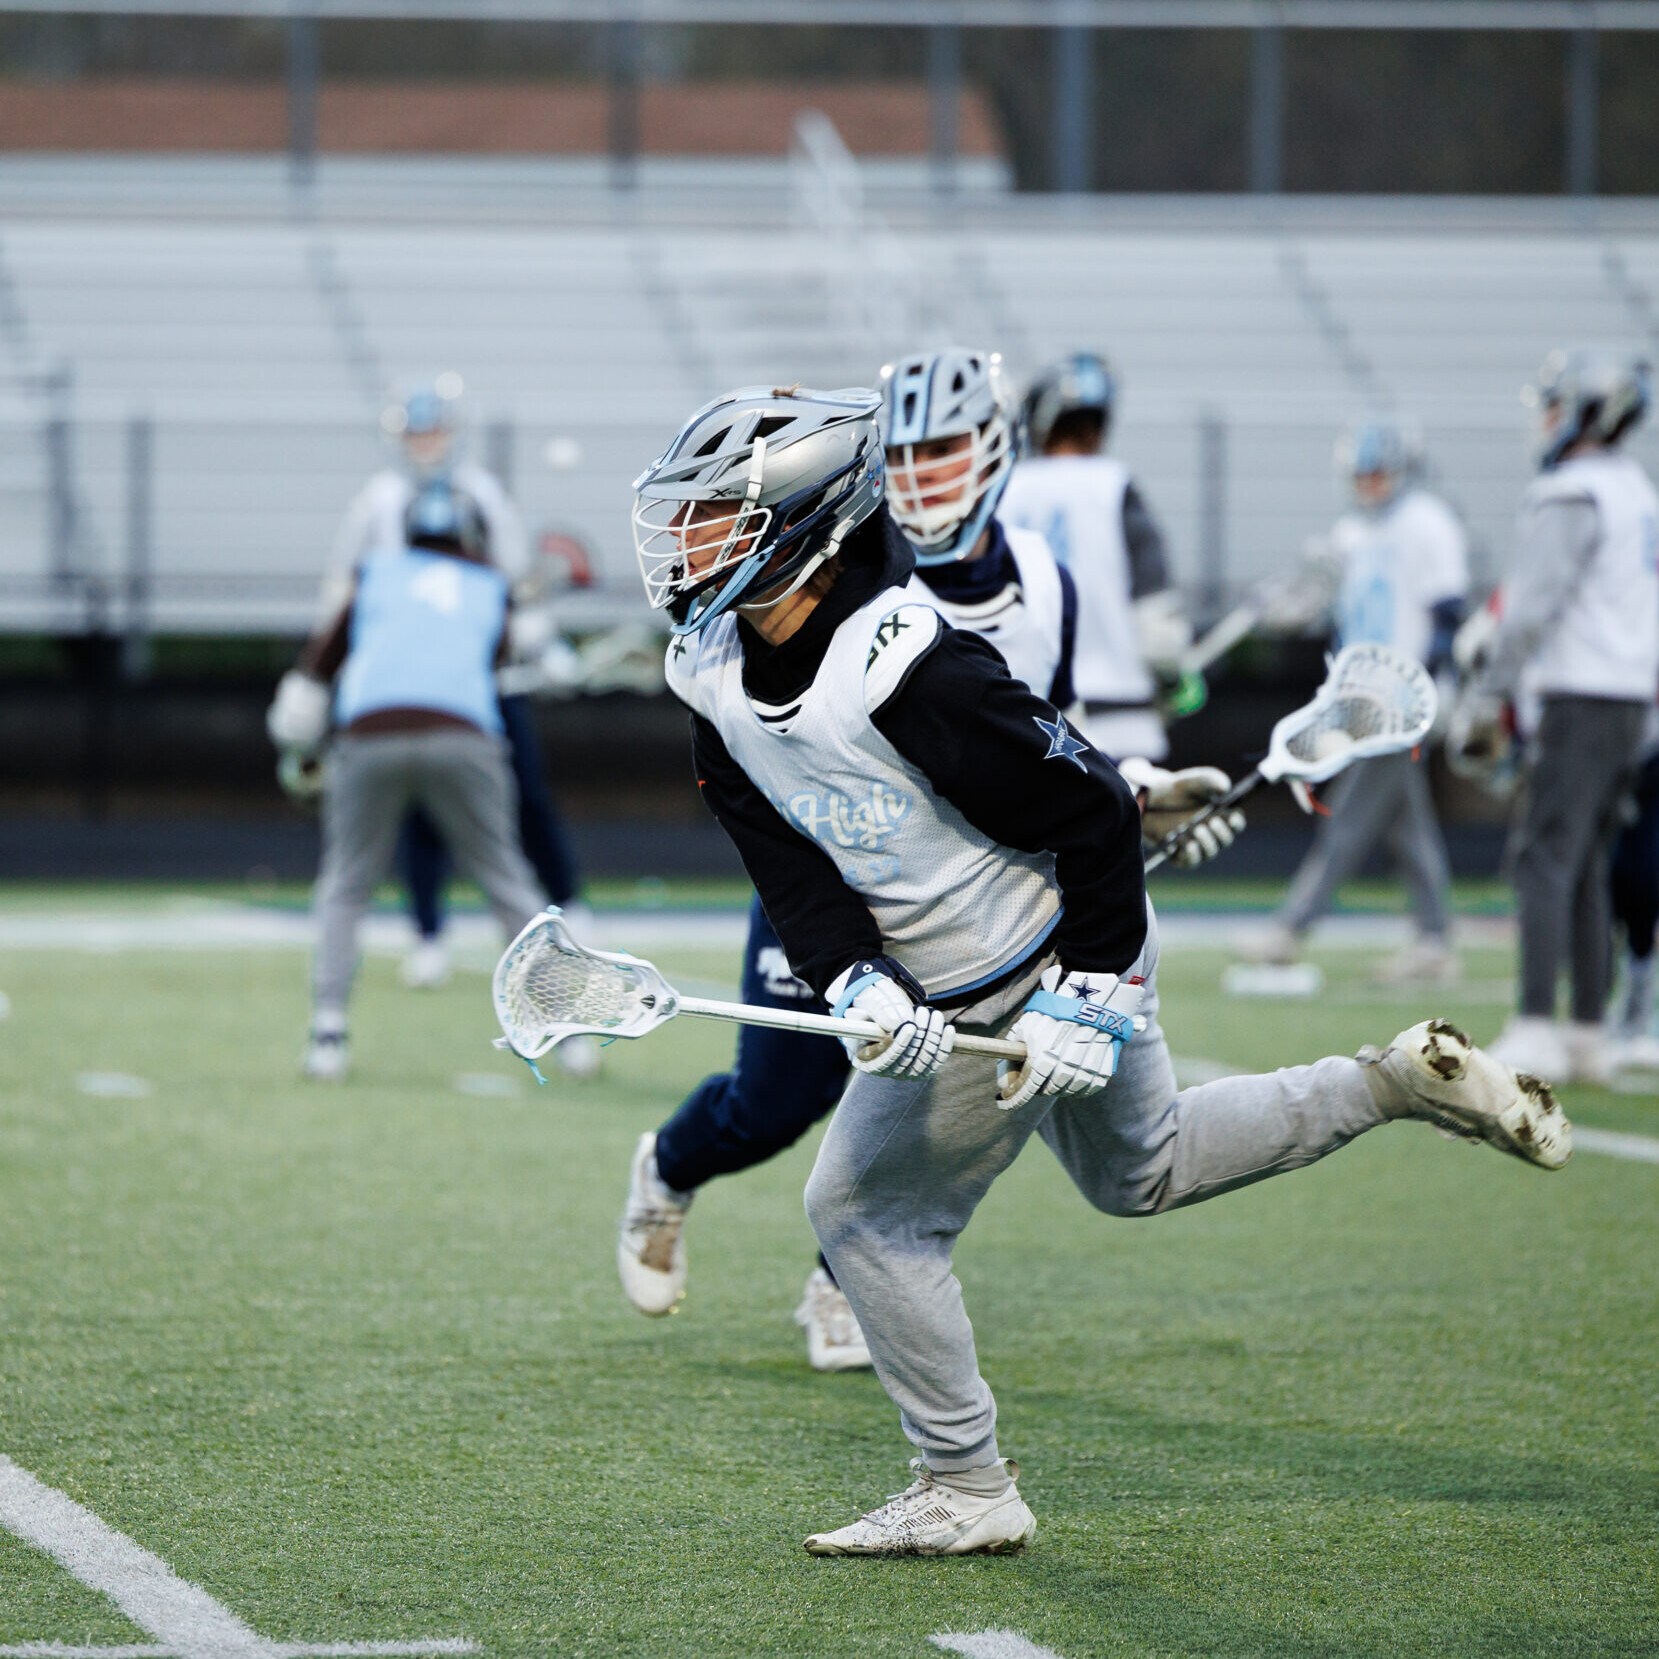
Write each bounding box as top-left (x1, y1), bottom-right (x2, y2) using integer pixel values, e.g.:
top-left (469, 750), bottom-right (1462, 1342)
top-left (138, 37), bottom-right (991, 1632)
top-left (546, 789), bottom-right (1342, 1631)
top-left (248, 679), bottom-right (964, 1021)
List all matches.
top-left (741, 515), bottom-right (854, 615)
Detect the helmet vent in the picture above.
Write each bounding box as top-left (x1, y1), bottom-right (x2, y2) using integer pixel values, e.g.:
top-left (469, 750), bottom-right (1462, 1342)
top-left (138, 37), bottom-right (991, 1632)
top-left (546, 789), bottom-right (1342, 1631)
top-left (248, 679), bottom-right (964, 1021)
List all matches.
top-left (693, 426), bottom-right (730, 458)
top-left (752, 416), bottom-right (792, 440)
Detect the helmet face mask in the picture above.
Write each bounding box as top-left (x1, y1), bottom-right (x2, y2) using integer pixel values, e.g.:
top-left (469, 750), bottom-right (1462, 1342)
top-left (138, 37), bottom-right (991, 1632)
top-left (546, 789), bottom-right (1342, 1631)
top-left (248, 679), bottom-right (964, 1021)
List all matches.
top-left (879, 349), bottom-right (1017, 564)
top-left (633, 386), bottom-right (884, 634)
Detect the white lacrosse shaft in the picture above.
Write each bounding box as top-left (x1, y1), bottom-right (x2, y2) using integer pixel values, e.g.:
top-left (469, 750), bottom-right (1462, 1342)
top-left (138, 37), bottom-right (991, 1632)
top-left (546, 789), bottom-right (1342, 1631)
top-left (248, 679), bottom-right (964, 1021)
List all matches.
top-left (672, 995), bottom-right (1025, 1060)
top-left (1144, 642), bottom-right (1436, 874)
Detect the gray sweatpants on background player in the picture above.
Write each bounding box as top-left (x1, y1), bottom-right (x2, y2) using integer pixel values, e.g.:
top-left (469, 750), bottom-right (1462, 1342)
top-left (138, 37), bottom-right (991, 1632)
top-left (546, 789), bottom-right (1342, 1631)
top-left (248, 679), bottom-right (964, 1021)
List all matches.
top-left (1512, 694), bottom-right (1647, 1023)
top-left (804, 906), bottom-right (1389, 1472)
top-left (313, 728), bottom-right (545, 1011)
top-left (1277, 750), bottom-right (1451, 941)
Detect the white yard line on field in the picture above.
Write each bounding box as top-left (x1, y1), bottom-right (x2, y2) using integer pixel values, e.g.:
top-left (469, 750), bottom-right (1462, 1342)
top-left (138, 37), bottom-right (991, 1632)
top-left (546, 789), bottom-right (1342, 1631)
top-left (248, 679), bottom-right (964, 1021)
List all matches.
top-left (0, 1458), bottom-right (476, 1659)
top-left (1574, 1126), bottom-right (1659, 1163)
top-left (931, 1632), bottom-right (1067, 1659)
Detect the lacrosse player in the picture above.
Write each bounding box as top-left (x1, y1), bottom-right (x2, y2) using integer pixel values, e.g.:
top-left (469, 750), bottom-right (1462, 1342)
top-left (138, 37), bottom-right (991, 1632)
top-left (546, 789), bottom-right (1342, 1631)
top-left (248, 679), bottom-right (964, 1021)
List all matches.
top-left (1244, 422), bottom-right (1468, 979)
top-left (999, 352), bottom-right (1186, 763)
top-left (269, 481), bottom-right (547, 1081)
top-left (630, 382), bottom-right (1569, 1557)
top-left (618, 350), bottom-right (1242, 1372)
top-left (1454, 348), bottom-right (1659, 1085)
top-left (325, 379), bottom-right (584, 1004)
top-left (1609, 724), bottom-right (1659, 1065)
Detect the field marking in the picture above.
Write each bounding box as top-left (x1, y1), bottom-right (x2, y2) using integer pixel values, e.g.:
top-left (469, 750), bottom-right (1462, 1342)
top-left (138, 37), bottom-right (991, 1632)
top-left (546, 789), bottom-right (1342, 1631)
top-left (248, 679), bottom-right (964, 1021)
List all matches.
top-left (931, 1632), bottom-right (1066, 1659)
top-left (0, 1648), bottom-right (476, 1658)
top-left (0, 1458), bottom-right (476, 1659)
top-left (1574, 1126), bottom-right (1659, 1164)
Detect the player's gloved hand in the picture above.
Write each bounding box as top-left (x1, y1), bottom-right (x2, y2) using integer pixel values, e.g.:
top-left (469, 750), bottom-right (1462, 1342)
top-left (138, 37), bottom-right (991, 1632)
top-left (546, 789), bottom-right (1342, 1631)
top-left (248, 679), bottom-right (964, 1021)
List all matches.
top-left (999, 965), bottom-right (1146, 1110)
top-left (1118, 758), bottom-right (1245, 867)
top-left (826, 957), bottom-right (953, 1080)
top-left (267, 670), bottom-right (331, 750)
top-left (1446, 688), bottom-right (1511, 767)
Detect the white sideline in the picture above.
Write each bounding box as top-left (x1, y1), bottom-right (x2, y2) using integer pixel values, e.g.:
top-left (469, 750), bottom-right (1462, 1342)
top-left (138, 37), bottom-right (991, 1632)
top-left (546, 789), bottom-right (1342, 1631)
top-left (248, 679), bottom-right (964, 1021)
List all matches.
top-left (0, 1458), bottom-right (476, 1659)
top-left (932, 1632), bottom-right (1066, 1659)
top-left (0, 1648), bottom-right (476, 1658)
top-left (1573, 1126), bottom-right (1659, 1164)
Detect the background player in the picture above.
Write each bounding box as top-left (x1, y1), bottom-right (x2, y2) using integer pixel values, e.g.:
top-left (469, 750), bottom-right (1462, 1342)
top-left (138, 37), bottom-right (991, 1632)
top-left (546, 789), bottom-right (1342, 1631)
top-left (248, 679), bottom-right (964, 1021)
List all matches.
top-left (327, 379), bottom-right (585, 1013)
top-left (268, 482), bottom-right (546, 1081)
top-left (1455, 347), bottom-right (1659, 1085)
top-left (1245, 422), bottom-right (1468, 978)
top-left (616, 350), bottom-right (1240, 1370)
top-left (999, 351), bottom-right (1186, 763)
top-left (633, 381), bottom-right (1568, 1557)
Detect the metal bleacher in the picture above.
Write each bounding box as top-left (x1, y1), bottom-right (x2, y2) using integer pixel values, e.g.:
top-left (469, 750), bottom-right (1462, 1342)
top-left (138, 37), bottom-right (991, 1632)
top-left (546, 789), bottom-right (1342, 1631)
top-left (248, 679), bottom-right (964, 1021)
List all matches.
top-left (1, 148), bottom-right (1658, 636)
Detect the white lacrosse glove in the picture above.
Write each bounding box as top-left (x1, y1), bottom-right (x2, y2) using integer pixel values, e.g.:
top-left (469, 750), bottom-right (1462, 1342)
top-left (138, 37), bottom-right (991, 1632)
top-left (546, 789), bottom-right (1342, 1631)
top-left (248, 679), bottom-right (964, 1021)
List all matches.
top-left (266, 670), bottom-right (331, 750)
top-left (999, 964), bottom-right (1145, 1111)
top-left (826, 957), bottom-right (953, 1080)
top-left (1118, 758), bottom-right (1245, 868)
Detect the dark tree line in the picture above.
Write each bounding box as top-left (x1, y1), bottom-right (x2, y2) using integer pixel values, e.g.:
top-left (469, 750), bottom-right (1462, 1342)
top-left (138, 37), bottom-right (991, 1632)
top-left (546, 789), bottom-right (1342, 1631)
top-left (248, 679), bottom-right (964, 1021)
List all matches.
top-left (2, 14), bottom-right (1656, 194)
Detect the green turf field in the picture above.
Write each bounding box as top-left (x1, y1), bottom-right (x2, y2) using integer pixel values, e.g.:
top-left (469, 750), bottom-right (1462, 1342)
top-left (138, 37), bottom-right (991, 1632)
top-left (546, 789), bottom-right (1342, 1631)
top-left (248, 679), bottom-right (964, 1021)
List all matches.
top-left (0, 937), bottom-right (1655, 1657)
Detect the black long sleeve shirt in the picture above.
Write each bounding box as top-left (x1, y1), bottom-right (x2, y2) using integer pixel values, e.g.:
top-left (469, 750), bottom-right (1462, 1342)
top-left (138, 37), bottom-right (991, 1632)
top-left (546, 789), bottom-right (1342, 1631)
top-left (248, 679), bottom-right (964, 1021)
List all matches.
top-left (685, 508), bottom-right (1147, 1002)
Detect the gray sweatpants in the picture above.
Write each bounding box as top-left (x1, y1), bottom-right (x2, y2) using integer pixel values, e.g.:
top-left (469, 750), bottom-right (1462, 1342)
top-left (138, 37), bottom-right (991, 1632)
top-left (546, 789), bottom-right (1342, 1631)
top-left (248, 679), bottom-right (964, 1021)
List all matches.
top-left (1277, 750), bottom-right (1451, 940)
top-left (1512, 694), bottom-right (1647, 1022)
top-left (803, 907), bottom-right (1387, 1471)
top-left (312, 728), bottom-right (546, 1012)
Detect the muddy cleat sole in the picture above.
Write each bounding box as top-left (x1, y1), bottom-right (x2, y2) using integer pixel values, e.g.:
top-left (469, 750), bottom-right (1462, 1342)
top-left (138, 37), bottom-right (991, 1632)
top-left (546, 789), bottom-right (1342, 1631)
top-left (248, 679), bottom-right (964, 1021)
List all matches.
top-left (804, 1459), bottom-right (1037, 1557)
top-left (1363, 1018), bottom-right (1572, 1171)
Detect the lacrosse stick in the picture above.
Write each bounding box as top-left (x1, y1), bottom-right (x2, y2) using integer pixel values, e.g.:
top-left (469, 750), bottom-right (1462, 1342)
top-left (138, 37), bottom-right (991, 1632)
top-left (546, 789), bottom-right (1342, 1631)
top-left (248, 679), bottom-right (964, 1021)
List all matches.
top-left (1145, 641), bottom-right (1437, 873)
top-left (492, 909), bottom-right (1028, 1071)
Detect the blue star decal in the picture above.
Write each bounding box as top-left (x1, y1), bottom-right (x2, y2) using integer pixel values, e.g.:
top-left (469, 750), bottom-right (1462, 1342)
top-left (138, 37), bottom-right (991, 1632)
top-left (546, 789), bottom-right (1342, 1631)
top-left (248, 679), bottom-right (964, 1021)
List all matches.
top-left (1034, 714), bottom-right (1090, 772)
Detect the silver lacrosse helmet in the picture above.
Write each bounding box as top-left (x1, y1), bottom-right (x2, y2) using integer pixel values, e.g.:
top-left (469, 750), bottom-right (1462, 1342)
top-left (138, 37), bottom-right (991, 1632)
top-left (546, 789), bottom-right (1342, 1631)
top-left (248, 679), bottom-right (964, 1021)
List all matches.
top-left (1022, 351), bottom-right (1116, 454)
top-left (381, 372), bottom-right (465, 479)
top-left (1334, 419), bottom-right (1422, 510)
top-left (879, 348), bottom-right (1018, 565)
top-left (632, 385), bottom-right (885, 635)
top-left (1524, 346), bottom-right (1651, 469)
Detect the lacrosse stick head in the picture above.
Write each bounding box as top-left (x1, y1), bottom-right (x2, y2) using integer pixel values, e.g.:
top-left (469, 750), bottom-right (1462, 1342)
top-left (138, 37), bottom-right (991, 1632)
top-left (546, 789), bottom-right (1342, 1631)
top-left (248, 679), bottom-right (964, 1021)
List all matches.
top-left (492, 909), bottom-right (680, 1060)
top-left (1261, 642), bottom-right (1437, 786)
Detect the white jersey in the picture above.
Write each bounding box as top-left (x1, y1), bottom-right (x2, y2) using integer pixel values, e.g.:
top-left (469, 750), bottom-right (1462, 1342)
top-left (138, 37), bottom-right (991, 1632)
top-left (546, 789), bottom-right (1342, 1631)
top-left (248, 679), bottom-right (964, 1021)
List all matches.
top-left (905, 526), bottom-right (1066, 700)
top-left (321, 460), bottom-right (530, 618)
top-left (999, 454), bottom-right (1152, 708)
top-left (1524, 451), bottom-right (1659, 702)
top-left (1331, 487), bottom-right (1469, 664)
top-left (665, 589), bottom-right (1061, 1003)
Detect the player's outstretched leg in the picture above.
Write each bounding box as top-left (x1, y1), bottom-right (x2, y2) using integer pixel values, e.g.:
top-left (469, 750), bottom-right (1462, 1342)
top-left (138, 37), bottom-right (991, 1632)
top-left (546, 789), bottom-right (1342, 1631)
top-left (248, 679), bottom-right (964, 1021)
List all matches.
top-left (803, 1458), bottom-right (1036, 1557)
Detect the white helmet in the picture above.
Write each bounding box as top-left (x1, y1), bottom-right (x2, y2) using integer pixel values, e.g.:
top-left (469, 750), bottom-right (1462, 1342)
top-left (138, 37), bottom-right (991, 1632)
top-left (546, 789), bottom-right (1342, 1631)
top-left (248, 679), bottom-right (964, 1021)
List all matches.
top-left (382, 373), bottom-right (465, 479)
top-left (879, 348), bottom-right (1017, 565)
top-left (1524, 347), bottom-right (1650, 468)
top-left (1334, 419), bottom-right (1422, 509)
top-left (632, 385), bottom-right (885, 635)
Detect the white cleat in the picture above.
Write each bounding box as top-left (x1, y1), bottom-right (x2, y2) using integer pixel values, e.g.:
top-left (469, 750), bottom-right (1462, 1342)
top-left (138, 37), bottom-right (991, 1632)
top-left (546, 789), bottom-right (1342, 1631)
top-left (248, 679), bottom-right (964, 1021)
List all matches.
top-left (617, 1132), bottom-right (692, 1316)
top-left (400, 939), bottom-right (451, 989)
top-left (1484, 1015), bottom-right (1571, 1087)
top-left (1372, 936), bottom-right (1460, 986)
top-left (1234, 923), bottom-right (1303, 966)
top-left (555, 1034), bottom-right (602, 1080)
top-left (795, 1267), bottom-right (873, 1372)
top-left (1564, 1021), bottom-right (1614, 1088)
top-left (1363, 1018), bottom-right (1572, 1171)
top-left (302, 1029), bottom-right (349, 1083)
top-left (804, 1459), bottom-right (1036, 1557)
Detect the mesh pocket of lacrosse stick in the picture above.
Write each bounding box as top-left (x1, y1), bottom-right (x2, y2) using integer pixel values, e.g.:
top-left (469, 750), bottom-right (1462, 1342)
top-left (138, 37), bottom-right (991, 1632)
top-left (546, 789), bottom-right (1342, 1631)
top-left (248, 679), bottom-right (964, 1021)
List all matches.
top-left (1260, 642), bottom-right (1437, 788)
top-left (493, 909), bottom-right (679, 1061)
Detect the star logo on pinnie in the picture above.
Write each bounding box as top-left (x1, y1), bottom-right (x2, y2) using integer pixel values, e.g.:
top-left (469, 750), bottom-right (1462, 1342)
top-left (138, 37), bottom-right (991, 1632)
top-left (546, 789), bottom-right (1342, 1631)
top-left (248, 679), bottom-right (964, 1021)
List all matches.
top-left (1034, 714), bottom-right (1090, 772)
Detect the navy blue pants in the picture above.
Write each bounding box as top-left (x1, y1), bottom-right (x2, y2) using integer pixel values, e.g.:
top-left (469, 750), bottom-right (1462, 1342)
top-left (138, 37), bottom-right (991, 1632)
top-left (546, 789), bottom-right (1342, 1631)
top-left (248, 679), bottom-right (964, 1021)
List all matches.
top-left (1612, 750), bottom-right (1659, 960)
top-left (401, 694), bottom-right (579, 939)
top-left (654, 896), bottom-right (850, 1206)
